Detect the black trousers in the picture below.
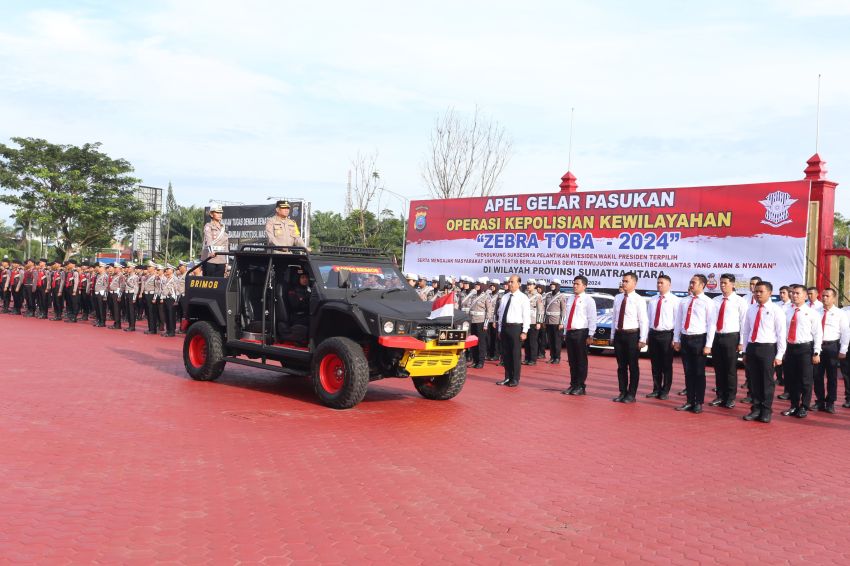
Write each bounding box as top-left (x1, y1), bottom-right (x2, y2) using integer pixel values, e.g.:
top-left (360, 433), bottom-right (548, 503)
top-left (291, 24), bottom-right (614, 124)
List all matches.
top-left (538, 325), bottom-right (548, 358)
top-left (110, 292), bottom-right (122, 327)
top-left (203, 263), bottom-right (226, 277)
top-left (712, 332), bottom-right (740, 402)
top-left (648, 329), bottom-right (674, 394)
top-left (1, 288), bottom-right (10, 311)
top-left (785, 342), bottom-right (814, 409)
top-left (814, 341), bottom-right (840, 405)
top-left (746, 342), bottom-right (777, 411)
top-left (614, 331), bottom-right (640, 396)
top-left (123, 295), bottom-right (137, 330)
top-left (12, 288), bottom-right (22, 313)
top-left (469, 322), bottom-right (485, 365)
top-left (500, 324), bottom-right (523, 383)
top-left (52, 288), bottom-right (64, 317)
top-left (680, 333), bottom-right (708, 405)
top-left (79, 292), bottom-right (89, 317)
top-left (487, 324), bottom-right (500, 358)
top-left (144, 294), bottom-right (159, 332)
top-left (64, 289), bottom-right (79, 320)
top-left (35, 287), bottom-right (47, 316)
top-left (164, 297), bottom-right (176, 335)
top-left (546, 324), bottom-right (562, 361)
top-left (23, 287), bottom-right (34, 314)
top-left (564, 329), bottom-right (589, 388)
top-left (523, 324), bottom-right (539, 362)
top-left (95, 294), bottom-right (107, 326)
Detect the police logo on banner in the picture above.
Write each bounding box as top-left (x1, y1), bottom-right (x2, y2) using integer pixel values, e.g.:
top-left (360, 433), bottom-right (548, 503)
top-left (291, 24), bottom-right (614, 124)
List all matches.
top-left (759, 191), bottom-right (797, 228)
top-left (414, 206), bottom-right (429, 231)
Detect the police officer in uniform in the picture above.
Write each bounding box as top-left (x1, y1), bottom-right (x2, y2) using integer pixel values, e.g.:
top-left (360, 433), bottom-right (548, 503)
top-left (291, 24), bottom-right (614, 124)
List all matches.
top-left (108, 262), bottom-right (125, 329)
top-left (202, 203), bottom-right (229, 277)
top-left (265, 200), bottom-right (305, 249)
top-left (123, 263), bottom-right (139, 332)
top-left (523, 279), bottom-right (545, 365)
top-left (49, 260), bottom-right (65, 320)
top-left (0, 257), bottom-right (11, 313)
top-left (463, 277), bottom-right (489, 369)
top-left (63, 260), bottom-right (81, 322)
top-left (741, 281), bottom-right (786, 424)
top-left (562, 275), bottom-right (598, 395)
top-left (93, 262), bottom-right (109, 327)
top-left (142, 263), bottom-right (160, 334)
top-left (544, 280), bottom-right (568, 364)
top-left (814, 289), bottom-right (849, 413)
top-left (486, 281), bottom-right (502, 361)
top-left (781, 284), bottom-right (822, 419)
top-left (160, 265), bottom-right (178, 337)
top-left (416, 276), bottom-right (434, 301)
top-left (287, 269), bottom-right (311, 339)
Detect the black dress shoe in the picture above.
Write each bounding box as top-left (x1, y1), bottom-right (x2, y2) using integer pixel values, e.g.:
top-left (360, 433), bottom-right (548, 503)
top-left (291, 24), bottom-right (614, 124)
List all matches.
top-left (622, 395), bottom-right (636, 404)
top-left (612, 394), bottom-right (625, 403)
top-left (722, 400), bottom-right (736, 409)
top-left (521, 360), bottom-right (531, 365)
top-left (144, 330), bottom-right (157, 335)
top-left (843, 401), bottom-right (850, 408)
top-left (561, 388), bottom-right (574, 395)
top-left (645, 391), bottom-right (659, 398)
top-left (758, 411), bottom-right (772, 423)
top-left (123, 328), bottom-right (135, 332)
top-left (692, 404), bottom-right (703, 414)
top-left (658, 393), bottom-right (669, 400)
top-left (165, 333), bottom-right (175, 337)
top-left (677, 388), bottom-right (687, 396)
top-left (743, 408), bottom-right (761, 421)
top-left (496, 379), bottom-right (510, 386)
top-left (572, 387), bottom-right (586, 396)
top-left (676, 403), bottom-right (694, 412)
top-left (796, 408), bottom-right (808, 418)
top-left (473, 363), bottom-right (484, 369)
top-left (708, 397), bottom-right (724, 406)
top-left (526, 361), bottom-right (536, 366)
top-left (782, 408), bottom-right (798, 417)
top-left (110, 326), bottom-right (121, 330)
top-left (506, 380), bottom-right (518, 387)
top-left (777, 393), bottom-right (790, 400)
top-left (741, 397), bottom-right (753, 404)
top-left (825, 404), bottom-right (836, 414)
top-left (810, 403), bottom-right (823, 412)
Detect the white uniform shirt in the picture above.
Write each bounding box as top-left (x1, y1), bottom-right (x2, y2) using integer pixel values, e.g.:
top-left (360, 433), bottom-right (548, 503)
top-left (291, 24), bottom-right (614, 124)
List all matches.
top-left (497, 290), bottom-right (531, 333)
top-left (562, 292), bottom-right (597, 334)
top-left (742, 301), bottom-right (787, 360)
top-left (611, 291), bottom-right (648, 342)
top-left (674, 292), bottom-right (716, 344)
top-left (741, 291), bottom-right (758, 306)
top-left (647, 292), bottom-right (681, 332)
top-left (784, 303), bottom-right (823, 354)
top-left (807, 299), bottom-right (824, 312)
top-left (713, 293), bottom-right (748, 334)
top-left (821, 306), bottom-right (850, 354)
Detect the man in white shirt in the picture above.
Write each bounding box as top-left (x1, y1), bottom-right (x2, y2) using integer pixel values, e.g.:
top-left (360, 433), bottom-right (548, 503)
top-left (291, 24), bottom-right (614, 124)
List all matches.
top-left (610, 272), bottom-right (648, 403)
top-left (646, 275), bottom-right (680, 400)
top-left (813, 289), bottom-right (849, 413)
top-left (780, 284), bottom-right (822, 419)
top-left (806, 287), bottom-right (824, 312)
top-left (741, 280), bottom-right (786, 423)
top-left (740, 276), bottom-right (761, 306)
top-left (710, 273), bottom-right (748, 409)
top-left (496, 275), bottom-right (531, 387)
top-left (774, 286), bottom-right (793, 401)
top-left (561, 275), bottom-right (597, 396)
top-left (673, 274), bottom-right (716, 413)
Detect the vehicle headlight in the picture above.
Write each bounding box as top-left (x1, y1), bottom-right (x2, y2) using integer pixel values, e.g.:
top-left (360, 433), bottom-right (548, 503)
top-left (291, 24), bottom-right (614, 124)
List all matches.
top-left (461, 321), bottom-right (470, 331)
top-left (383, 320), bottom-right (395, 333)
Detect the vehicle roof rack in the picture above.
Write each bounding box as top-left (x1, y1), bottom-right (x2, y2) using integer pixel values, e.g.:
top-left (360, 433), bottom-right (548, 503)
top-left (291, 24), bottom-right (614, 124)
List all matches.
top-left (237, 244), bottom-right (309, 254)
top-left (318, 245), bottom-right (387, 257)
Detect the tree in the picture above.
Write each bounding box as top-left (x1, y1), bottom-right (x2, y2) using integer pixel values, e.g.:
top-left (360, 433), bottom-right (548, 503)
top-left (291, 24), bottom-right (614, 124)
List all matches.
top-left (310, 209), bottom-right (404, 263)
top-left (350, 151), bottom-right (382, 246)
top-left (421, 106), bottom-right (513, 199)
top-left (162, 205), bottom-right (204, 261)
top-left (0, 137), bottom-right (150, 260)
top-left (835, 212), bottom-right (850, 248)
top-left (162, 181), bottom-right (178, 262)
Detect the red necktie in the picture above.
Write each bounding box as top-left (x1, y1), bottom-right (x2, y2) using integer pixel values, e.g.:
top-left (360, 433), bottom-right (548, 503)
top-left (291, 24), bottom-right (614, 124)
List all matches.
top-left (684, 297), bottom-right (695, 331)
top-left (750, 304), bottom-right (763, 343)
top-left (788, 308), bottom-right (799, 343)
top-left (716, 297), bottom-right (727, 331)
top-left (822, 310), bottom-right (827, 331)
top-left (617, 294), bottom-right (627, 330)
top-left (653, 295), bottom-right (663, 329)
top-left (566, 295), bottom-right (578, 329)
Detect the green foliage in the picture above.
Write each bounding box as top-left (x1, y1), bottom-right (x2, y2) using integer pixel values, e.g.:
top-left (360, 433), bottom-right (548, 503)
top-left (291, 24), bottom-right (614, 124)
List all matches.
top-left (310, 208), bottom-right (406, 263)
top-left (0, 137), bottom-right (151, 260)
top-left (835, 212), bottom-right (850, 248)
top-left (159, 205), bottom-right (204, 261)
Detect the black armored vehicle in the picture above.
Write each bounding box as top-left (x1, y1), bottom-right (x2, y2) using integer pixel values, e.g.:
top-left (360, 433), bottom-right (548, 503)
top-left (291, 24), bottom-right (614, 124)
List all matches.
top-left (182, 245), bottom-right (476, 409)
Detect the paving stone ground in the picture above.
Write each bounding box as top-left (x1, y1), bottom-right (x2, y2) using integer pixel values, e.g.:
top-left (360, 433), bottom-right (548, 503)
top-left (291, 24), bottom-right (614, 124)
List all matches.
top-left (2, 315), bottom-right (849, 565)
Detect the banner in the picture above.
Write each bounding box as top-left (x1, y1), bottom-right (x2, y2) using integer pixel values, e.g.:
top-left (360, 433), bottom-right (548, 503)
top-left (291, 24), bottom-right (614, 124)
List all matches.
top-left (204, 201), bottom-right (311, 251)
top-left (405, 181), bottom-right (810, 292)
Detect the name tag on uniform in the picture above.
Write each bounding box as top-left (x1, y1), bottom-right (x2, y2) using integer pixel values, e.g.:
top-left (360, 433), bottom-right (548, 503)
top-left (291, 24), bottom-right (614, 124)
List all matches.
top-left (274, 227), bottom-right (282, 236)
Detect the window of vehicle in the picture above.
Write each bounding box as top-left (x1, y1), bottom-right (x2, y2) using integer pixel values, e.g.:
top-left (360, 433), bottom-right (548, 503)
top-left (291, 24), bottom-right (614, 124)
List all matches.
top-left (313, 260), bottom-right (408, 291)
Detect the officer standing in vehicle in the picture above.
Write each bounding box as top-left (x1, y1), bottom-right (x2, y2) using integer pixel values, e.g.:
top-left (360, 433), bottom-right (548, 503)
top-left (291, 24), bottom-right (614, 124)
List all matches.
top-left (202, 203), bottom-right (229, 277)
top-left (265, 200), bottom-right (305, 249)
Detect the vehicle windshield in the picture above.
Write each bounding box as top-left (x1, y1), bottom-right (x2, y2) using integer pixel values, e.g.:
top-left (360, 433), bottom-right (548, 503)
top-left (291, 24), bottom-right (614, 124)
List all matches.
top-left (314, 260), bottom-right (407, 291)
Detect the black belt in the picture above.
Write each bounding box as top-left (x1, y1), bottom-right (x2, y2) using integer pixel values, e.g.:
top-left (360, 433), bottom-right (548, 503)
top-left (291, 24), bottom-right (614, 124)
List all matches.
top-left (716, 331), bottom-right (740, 335)
top-left (649, 328), bottom-right (673, 333)
top-left (566, 328), bottom-right (588, 333)
top-left (787, 342), bottom-right (813, 348)
top-left (681, 333), bottom-right (706, 338)
top-left (616, 328), bottom-right (639, 334)
top-left (503, 322), bottom-right (522, 327)
top-left (822, 340), bottom-right (839, 345)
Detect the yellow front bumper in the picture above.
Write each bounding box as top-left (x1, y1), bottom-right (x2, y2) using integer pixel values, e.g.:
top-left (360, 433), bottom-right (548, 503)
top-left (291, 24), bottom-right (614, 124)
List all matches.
top-left (399, 339), bottom-right (467, 377)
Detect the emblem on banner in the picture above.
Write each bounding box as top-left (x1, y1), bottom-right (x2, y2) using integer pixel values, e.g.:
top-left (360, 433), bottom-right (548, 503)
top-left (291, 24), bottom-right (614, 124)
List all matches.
top-left (706, 273), bottom-right (718, 291)
top-left (414, 206), bottom-right (429, 232)
top-left (759, 191), bottom-right (797, 228)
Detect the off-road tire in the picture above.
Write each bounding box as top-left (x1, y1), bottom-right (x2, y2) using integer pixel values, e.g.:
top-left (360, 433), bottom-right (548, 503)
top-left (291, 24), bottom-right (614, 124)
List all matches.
top-left (312, 337), bottom-right (369, 409)
top-left (412, 361), bottom-right (467, 400)
top-left (183, 321), bottom-right (226, 381)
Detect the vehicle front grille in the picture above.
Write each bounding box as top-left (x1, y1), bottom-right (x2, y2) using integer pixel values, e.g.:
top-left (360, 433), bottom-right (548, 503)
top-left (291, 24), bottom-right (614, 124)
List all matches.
top-left (406, 351), bottom-right (456, 369)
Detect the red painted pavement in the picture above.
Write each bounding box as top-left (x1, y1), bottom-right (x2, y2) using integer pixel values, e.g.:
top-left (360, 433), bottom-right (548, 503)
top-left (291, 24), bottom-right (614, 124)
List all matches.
top-left (2, 315), bottom-right (849, 564)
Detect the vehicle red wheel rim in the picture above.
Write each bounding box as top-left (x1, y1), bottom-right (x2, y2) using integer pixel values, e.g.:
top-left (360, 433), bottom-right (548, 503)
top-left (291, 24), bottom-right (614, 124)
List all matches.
top-left (188, 334), bottom-right (207, 368)
top-left (319, 353), bottom-right (345, 394)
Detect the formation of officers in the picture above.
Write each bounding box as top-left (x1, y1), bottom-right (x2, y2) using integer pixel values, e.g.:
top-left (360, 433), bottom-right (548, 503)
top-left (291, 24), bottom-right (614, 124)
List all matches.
top-left (0, 256), bottom-right (194, 337)
top-left (404, 271), bottom-right (850, 424)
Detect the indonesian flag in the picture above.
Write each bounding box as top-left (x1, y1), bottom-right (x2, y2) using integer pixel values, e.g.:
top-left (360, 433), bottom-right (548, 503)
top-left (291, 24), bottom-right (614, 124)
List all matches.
top-left (428, 291), bottom-right (455, 320)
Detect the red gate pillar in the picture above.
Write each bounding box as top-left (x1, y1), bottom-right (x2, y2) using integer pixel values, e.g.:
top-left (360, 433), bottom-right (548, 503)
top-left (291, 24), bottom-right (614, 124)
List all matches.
top-left (805, 153), bottom-right (839, 289)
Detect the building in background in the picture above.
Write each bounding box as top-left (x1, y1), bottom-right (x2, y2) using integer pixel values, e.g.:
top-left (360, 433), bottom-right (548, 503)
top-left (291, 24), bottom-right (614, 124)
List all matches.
top-left (132, 184), bottom-right (163, 260)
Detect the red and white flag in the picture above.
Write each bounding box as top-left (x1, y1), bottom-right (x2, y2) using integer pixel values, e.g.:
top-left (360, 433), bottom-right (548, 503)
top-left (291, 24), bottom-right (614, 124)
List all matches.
top-left (428, 291), bottom-right (455, 320)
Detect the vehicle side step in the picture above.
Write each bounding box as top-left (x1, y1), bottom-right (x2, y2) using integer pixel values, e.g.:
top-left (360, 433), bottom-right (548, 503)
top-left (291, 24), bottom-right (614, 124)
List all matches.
top-left (223, 356), bottom-right (309, 376)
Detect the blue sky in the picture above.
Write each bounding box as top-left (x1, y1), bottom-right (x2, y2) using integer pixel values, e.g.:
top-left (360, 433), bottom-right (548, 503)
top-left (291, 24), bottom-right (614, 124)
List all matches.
top-left (1, 0), bottom-right (849, 222)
